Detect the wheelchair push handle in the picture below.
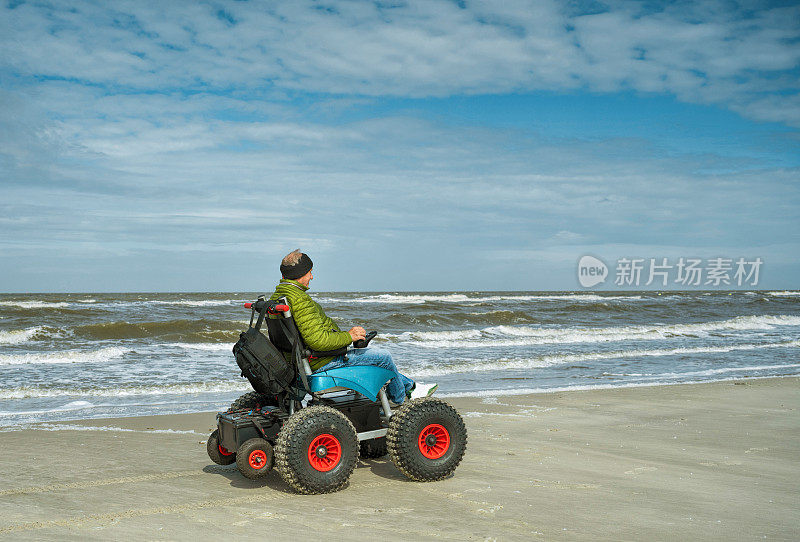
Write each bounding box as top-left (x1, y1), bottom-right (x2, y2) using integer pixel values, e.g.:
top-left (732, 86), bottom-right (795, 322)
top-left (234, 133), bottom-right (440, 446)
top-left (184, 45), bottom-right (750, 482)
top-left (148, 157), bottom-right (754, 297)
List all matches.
top-left (243, 300), bottom-right (290, 314)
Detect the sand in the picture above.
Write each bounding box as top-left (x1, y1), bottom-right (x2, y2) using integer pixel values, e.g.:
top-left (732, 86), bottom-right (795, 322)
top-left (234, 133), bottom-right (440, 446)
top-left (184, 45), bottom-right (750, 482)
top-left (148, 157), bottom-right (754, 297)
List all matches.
top-left (0, 377), bottom-right (798, 541)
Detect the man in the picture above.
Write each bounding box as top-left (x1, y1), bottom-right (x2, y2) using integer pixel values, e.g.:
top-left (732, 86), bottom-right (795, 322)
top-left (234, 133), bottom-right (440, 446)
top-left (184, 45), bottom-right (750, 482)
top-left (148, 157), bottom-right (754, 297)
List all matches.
top-left (269, 249), bottom-right (436, 405)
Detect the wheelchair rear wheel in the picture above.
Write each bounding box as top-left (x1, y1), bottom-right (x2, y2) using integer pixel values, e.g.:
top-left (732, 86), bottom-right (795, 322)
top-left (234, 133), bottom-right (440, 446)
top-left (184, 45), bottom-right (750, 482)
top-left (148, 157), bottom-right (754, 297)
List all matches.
top-left (275, 405), bottom-right (359, 494)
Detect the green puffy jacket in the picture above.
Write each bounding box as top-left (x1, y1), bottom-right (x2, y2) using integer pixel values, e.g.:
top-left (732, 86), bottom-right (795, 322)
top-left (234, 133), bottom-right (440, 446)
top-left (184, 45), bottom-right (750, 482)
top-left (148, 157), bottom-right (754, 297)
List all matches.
top-left (269, 279), bottom-right (352, 371)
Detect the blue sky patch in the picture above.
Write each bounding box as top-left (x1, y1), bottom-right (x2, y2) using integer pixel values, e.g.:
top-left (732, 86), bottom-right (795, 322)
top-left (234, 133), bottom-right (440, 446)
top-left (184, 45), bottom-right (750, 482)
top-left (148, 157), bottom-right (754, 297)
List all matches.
top-left (0, 0), bottom-right (798, 291)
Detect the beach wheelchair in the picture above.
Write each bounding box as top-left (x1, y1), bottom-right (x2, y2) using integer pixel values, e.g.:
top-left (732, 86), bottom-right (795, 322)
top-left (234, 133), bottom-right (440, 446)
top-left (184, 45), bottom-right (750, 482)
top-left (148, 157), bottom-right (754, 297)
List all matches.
top-left (206, 295), bottom-right (467, 494)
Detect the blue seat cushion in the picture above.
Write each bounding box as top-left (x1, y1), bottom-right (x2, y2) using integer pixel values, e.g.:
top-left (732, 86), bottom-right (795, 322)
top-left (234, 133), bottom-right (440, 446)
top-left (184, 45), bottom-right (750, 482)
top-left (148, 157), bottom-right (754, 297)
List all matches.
top-left (307, 365), bottom-right (394, 402)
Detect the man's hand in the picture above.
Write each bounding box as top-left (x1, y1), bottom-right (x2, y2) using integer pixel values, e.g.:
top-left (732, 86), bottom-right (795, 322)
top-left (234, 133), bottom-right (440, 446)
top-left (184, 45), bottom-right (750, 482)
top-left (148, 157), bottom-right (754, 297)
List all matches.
top-left (348, 326), bottom-right (366, 342)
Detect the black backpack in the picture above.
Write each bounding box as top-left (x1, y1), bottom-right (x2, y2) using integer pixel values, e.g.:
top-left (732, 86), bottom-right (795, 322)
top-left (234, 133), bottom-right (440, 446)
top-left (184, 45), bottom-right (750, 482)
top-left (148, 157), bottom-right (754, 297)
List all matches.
top-left (232, 298), bottom-right (297, 396)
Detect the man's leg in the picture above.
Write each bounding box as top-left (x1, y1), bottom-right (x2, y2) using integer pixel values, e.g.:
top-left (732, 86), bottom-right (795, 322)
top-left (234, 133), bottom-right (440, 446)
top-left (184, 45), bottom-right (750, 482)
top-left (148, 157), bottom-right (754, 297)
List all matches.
top-left (339, 347), bottom-right (414, 404)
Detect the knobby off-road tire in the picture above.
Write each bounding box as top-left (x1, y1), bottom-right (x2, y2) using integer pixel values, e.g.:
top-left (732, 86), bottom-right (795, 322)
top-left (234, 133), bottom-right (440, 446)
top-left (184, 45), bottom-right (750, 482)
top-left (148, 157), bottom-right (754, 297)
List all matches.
top-left (207, 429), bottom-right (236, 465)
top-left (387, 397), bottom-right (467, 481)
top-left (274, 405), bottom-right (359, 494)
top-left (229, 391), bottom-right (275, 411)
top-left (236, 438), bottom-right (274, 479)
top-left (360, 437), bottom-right (388, 458)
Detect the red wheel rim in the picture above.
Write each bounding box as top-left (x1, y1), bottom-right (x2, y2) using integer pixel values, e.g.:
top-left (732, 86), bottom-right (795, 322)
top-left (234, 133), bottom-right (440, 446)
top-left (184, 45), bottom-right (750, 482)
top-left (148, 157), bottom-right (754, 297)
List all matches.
top-left (248, 449), bottom-right (268, 469)
top-left (418, 423), bottom-right (450, 459)
top-left (218, 444), bottom-right (233, 456)
top-left (307, 433), bottom-right (341, 472)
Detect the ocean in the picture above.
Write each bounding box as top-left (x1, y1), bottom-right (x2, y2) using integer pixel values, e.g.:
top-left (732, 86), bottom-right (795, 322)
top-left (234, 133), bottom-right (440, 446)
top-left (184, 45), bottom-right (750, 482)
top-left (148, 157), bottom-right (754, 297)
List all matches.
top-left (1, 290), bottom-right (798, 429)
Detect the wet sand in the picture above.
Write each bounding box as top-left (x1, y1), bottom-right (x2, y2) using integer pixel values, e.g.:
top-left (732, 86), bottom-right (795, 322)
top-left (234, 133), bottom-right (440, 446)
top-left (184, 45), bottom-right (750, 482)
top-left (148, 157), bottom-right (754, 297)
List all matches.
top-left (1, 377), bottom-right (798, 541)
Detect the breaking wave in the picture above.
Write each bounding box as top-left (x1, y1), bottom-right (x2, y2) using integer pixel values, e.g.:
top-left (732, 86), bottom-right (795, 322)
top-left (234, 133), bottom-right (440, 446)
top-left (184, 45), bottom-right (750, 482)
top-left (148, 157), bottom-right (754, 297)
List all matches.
top-left (438, 375), bottom-right (795, 398)
top-left (0, 300), bottom-right (70, 309)
top-left (0, 346), bottom-right (129, 366)
top-left (166, 342), bottom-right (232, 351)
top-left (146, 299), bottom-right (246, 307)
top-left (0, 298), bottom-right (247, 311)
top-left (0, 380), bottom-right (249, 400)
top-left (645, 362), bottom-right (800, 379)
top-left (373, 309), bottom-right (539, 328)
top-left (392, 314), bottom-right (800, 348)
top-left (319, 293), bottom-right (643, 304)
top-left (28, 423), bottom-right (203, 435)
top-left (0, 327), bottom-right (43, 344)
top-left (408, 339), bottom-right (800, 377)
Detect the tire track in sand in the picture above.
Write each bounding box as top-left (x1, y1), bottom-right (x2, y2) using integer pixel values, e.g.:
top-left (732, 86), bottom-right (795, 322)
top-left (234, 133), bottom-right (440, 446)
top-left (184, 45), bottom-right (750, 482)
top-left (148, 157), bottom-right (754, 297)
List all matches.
top-left (0, 465), bottom-right (236, 497)
top-left (0, 492), bottom-right (280, 533)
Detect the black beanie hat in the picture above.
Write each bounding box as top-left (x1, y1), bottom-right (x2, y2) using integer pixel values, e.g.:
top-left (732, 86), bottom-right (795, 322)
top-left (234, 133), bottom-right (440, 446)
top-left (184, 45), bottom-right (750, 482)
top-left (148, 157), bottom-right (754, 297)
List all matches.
top-left (280, 253), bottom-right (313, 280)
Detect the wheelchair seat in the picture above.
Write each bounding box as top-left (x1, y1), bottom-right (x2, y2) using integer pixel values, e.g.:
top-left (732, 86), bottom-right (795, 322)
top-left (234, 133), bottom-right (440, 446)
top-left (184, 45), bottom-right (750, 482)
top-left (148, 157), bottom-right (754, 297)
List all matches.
top-left (262, 296), bottom-right (392, 401)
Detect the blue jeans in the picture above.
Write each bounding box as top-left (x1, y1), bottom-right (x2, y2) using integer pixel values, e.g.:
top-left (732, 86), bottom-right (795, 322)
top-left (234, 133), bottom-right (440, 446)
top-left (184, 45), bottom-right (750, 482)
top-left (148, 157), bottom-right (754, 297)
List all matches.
top-left (319, 347), bottom-right (414, 404)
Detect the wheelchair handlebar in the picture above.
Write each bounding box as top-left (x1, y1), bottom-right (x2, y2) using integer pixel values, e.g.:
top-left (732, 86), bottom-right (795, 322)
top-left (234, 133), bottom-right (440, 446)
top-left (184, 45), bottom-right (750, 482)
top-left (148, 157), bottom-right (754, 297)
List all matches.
top-left (243, 301), bottom-right (290, 313)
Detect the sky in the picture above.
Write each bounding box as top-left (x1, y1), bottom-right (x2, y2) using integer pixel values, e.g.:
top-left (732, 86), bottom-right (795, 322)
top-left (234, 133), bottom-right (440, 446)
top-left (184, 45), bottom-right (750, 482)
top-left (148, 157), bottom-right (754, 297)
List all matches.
top-left (0, 0), bottom-right (798, 292)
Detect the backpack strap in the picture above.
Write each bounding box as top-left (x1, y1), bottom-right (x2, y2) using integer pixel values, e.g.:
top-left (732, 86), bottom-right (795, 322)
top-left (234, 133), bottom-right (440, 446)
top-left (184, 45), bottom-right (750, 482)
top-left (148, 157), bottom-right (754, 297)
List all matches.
top-left (254, 297), bottom-right (272, 331)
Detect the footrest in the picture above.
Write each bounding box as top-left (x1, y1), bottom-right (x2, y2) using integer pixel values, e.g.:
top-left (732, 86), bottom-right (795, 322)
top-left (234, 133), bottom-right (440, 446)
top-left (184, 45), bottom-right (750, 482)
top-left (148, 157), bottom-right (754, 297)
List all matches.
top-left (357, 428), bottom-right (388, 441)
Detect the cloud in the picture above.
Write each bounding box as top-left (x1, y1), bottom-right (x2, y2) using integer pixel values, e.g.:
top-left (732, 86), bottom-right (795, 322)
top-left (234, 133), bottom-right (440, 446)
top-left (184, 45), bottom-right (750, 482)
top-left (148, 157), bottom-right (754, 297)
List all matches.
top-left (2, 110), bottom-right (796, 248)
top-left (0, 0), bottom-right (798, 124)
top-left (0, 0), bottom-right (798, 290)
top-left (1, 108), bottom-right (798, 290)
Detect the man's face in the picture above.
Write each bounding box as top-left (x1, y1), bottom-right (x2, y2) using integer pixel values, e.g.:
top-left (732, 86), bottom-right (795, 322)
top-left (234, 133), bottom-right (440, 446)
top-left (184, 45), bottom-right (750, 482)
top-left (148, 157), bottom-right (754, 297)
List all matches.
top-left (297, 270), bottom-right (313, 287)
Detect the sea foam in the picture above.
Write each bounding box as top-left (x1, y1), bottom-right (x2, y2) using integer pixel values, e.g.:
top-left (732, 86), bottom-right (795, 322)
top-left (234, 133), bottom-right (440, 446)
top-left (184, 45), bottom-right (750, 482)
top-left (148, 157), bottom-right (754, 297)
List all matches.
top-left (320, 293), bottom-right (643, 304)
top-left (437, 375), bottom-right (790, 399)
top-left (0, 346), bottom-right (128, 366)
top-left (0, 380), bottom-right (249, 399)
top-left (392, 314), bottom-right (800, 348)
top-left (30, 423), bottom-right (203, 435)
top-left (0, 301), bottom-right (70, 309)
top-left (147, 299), bottom-right (245, 307)
top-left (408, 339), bottom-right (800, 377)
top-left (166, 342), bottom-right (232, 351)
top-left (0, 327), bottom-right (42, 344)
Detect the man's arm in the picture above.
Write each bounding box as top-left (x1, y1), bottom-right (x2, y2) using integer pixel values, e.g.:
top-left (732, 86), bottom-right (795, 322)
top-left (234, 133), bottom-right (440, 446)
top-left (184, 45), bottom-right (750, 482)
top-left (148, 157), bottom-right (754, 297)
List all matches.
top-left (291, 299), bottom-right (354, 352)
